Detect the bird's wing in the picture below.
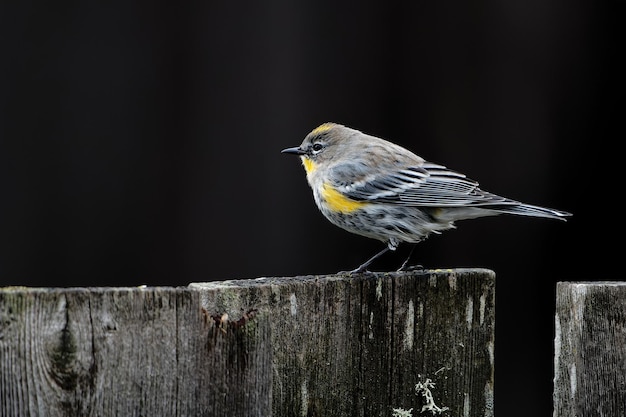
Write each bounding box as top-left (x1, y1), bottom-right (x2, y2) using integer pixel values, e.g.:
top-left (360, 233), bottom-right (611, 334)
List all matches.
top-left (331, 161), bottom-right (511, 207)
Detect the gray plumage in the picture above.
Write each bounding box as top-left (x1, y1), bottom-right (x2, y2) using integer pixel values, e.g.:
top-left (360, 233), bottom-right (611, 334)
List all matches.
top-left (282, 122), bottom-right (571, 272)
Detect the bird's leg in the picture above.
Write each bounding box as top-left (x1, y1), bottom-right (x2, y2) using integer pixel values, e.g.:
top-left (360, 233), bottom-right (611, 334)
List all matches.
top-left (397, 244), bottom-right (416, 272)
top-left (350, 246), bottom-right (391, 274)
top-left (397, 244), bottom-right (423, 272)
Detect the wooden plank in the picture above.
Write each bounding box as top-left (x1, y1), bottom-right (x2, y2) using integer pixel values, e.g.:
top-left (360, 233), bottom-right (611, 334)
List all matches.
top-left (1, 269), bottom-right (495, 416)
top-left (191, 268), bottom-right (495, 416)
top-left (0, 287), bottom-right (271, 417)
top-left (554, 282), bottom-right (626, 417)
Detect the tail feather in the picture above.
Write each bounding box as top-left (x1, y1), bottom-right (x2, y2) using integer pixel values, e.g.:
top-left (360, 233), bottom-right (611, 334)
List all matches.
top-left (492, 203), bottom-right (571, 221)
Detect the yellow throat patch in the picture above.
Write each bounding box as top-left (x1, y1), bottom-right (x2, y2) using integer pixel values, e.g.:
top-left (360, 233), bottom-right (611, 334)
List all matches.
top-left (321, 183), bottom-right (367, 214)
top-left (301, 157), bottom-right (317, 177)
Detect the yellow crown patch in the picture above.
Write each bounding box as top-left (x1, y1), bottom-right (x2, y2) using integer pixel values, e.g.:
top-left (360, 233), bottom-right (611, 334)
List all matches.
top-left (310, 123), bottom-right (336, 136)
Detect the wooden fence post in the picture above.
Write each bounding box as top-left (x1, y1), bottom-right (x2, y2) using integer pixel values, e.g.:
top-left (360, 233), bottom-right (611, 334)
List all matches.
top-left (1, 269), bottom-right (494, 417)
top-left (554, 282), bottom-right (626, 417)
top-left (0, 287), bottom-right (271, 416)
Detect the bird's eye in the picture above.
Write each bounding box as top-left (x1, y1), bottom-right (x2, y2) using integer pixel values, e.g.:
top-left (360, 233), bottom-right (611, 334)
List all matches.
top-left (312, 143), bottom-right (324, 153)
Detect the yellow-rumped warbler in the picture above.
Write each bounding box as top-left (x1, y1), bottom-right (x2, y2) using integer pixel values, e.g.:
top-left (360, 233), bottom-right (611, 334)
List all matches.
top-left (282, 122), bottom-right (571, 273)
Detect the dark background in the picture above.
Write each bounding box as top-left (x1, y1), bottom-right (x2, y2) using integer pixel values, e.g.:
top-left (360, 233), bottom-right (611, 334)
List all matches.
top-left (0, 1), bottom-right (617, 415)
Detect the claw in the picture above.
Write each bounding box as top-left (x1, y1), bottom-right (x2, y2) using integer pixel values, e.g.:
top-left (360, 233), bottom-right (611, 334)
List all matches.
top-left (398, 264), bottom-right (424, 272)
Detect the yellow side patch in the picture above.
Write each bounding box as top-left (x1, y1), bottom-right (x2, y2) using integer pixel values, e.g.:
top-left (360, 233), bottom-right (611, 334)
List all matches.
top-left (310, 123), bottom-right (335, 136)
top-left (430, 208), bottom-right (443, 218)
top-left (321, 183), bottom-right (368, 214)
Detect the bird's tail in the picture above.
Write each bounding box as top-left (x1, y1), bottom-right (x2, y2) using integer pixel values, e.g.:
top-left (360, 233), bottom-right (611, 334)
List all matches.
top-left (492, 202), bottom-right (572, 221)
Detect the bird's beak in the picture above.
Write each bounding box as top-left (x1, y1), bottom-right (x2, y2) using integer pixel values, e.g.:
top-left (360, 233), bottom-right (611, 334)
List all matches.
top-left (281, 147), bottom-right (306, 155)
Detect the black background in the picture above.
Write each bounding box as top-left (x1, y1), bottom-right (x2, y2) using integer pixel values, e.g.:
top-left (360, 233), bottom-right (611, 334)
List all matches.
top-left (0, 1), bottom-right (617, 415)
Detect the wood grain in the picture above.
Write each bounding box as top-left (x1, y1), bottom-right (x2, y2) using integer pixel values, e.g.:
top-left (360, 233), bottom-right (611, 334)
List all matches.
top-left (1, 269), bottom-right (495, 416)
top-left (192, 268), bottom-right (495, 416)
top-left (554, 282), bottom-right (626, 417)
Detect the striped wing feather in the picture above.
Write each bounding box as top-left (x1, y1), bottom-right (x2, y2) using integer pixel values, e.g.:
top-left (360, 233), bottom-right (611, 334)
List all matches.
top-left (334, 162), bottom-right (514, 207)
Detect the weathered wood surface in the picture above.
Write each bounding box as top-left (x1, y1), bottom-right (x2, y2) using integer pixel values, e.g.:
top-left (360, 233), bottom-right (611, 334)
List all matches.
top-left (1, 269), bottom-right (495, 417)
top-left (0, 287), bottom-right (271, 417)
top-left (554, 282), bottom-right (626, 417)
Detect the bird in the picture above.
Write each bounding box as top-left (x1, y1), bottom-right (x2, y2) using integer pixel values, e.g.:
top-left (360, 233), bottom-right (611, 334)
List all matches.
top-left (282, 122), bottom-right (571, 273)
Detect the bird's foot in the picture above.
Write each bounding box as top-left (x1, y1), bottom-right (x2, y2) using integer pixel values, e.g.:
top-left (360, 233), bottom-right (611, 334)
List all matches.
top-left (338, 266), bottom-right (374, 275)
top-left (397, 263), bottom-right (424, 272)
